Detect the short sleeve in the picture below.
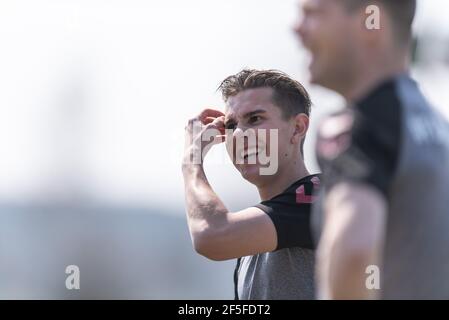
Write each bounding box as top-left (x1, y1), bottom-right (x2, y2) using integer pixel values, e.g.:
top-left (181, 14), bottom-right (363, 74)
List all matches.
top-left (254, 176), bottom-right (320, 250)
top-left (317, 82), bottom-right (402, 197)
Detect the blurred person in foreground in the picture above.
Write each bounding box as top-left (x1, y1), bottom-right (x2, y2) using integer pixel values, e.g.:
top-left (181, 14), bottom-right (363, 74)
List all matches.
top-left (182, 69), bottom-right (321, 299)
top-left (294, 0), bottom-right (449, 299)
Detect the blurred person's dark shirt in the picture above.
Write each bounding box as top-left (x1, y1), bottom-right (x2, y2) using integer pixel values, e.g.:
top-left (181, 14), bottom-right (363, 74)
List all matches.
top-left (313, 74), bottom-right (449, 299)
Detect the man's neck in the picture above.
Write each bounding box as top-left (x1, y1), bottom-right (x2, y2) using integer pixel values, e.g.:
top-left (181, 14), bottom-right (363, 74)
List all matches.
top-left (342, 54), bottom-right (409, 104)
top-left (257, 160), bottom-right (310, 201)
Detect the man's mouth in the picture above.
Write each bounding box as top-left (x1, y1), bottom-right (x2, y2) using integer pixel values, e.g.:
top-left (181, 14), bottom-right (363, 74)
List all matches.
top-left (240, 147), bottom-right (261, 161)
top-left (244, 151), bottom-right (259, 160)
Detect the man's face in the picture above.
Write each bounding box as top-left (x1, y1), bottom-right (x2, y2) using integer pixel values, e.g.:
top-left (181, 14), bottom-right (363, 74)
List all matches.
top-left (294, 0), bottom-right (360, 90)
top-left (224, 87), bottom-right (296, 185)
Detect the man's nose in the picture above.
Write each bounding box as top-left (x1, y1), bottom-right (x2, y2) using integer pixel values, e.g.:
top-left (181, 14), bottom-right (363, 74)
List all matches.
top-left (293, 17), bottom-right (307, 41)
top-left (233, 125), bottom-right (257, 150)
top-left (232, 125), bottom-right (255, 139)
top-left (232, 126), bottom-right (245, 138)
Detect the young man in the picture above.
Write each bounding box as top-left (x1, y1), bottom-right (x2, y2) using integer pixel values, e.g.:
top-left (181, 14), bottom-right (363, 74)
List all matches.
top-left (295, 0), bottom-right (449, 299)
top-left (182, 69), bottom-right (320, 299)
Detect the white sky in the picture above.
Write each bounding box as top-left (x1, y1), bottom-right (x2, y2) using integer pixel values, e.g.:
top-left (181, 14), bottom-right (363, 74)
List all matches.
top-left (0, 0), bottom-right (448, 212)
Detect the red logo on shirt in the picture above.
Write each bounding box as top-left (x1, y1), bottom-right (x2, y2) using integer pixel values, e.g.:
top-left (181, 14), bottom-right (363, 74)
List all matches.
top-left (296, 176), bottom-right (320, 204)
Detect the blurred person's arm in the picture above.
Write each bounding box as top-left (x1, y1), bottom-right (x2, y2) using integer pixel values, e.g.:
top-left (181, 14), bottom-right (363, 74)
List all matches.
top-left (182, 109), bottom-right (277, 261)
top-left (315, 100), bottom-right (401, 299)
top-left (316, 182), bottom-right (386, 299)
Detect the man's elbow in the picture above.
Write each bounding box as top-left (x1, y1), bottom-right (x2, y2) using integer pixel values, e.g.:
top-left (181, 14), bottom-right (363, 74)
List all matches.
top-left (191, 225), bottom-right (230, 261)
top-left (194, 241), bottom-right (228, 261)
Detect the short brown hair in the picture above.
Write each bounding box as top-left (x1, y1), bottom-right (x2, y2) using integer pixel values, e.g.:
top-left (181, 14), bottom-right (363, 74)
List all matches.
top-left (218, 69), bottom-right (312, 155)
top-left (218, 69), bottom-right (312, 119)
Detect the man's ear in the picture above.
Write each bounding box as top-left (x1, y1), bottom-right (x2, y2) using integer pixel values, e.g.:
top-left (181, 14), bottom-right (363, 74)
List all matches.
top-left (291, 113), bottom-right (309, 144)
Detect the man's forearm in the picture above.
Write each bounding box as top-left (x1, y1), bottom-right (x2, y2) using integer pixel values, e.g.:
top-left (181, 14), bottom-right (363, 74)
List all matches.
top-left (182, 164), bottom-right (229, 241)
top-left (181, 110), bottom-right (235, 259)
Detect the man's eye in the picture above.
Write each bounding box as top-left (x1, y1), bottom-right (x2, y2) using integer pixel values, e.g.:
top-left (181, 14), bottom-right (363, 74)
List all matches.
top-left (225, 123), bottom-right (236, 130)
top-left (249, 116), bottom-right (262, 124)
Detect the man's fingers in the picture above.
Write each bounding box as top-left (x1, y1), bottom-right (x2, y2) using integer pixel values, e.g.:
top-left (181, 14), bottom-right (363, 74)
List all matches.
top-left (215, 135), bottom-right (226, 143)
top-left (202, 117), bottom-right (226, 147)
top-left (210, 116), bottom-right (225, 125)
top-left (204, 116), bottom-right (217, 125)
top-left (187, 109), bottom-right (224, 128)
top-left (203, 135), bottom-right (226, 153)
top-left (199, 109), bottom-right (225, 124)
top-left (206, 116), bottom-right (225, 135)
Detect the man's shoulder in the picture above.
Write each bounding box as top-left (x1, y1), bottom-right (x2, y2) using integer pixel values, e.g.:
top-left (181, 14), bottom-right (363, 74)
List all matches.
top-left (293, 174), bottom-right (321, 205)
top-left (257, 174), bottom-right (321, 209)
top-left (316, 110), bottom-right (355, 162)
